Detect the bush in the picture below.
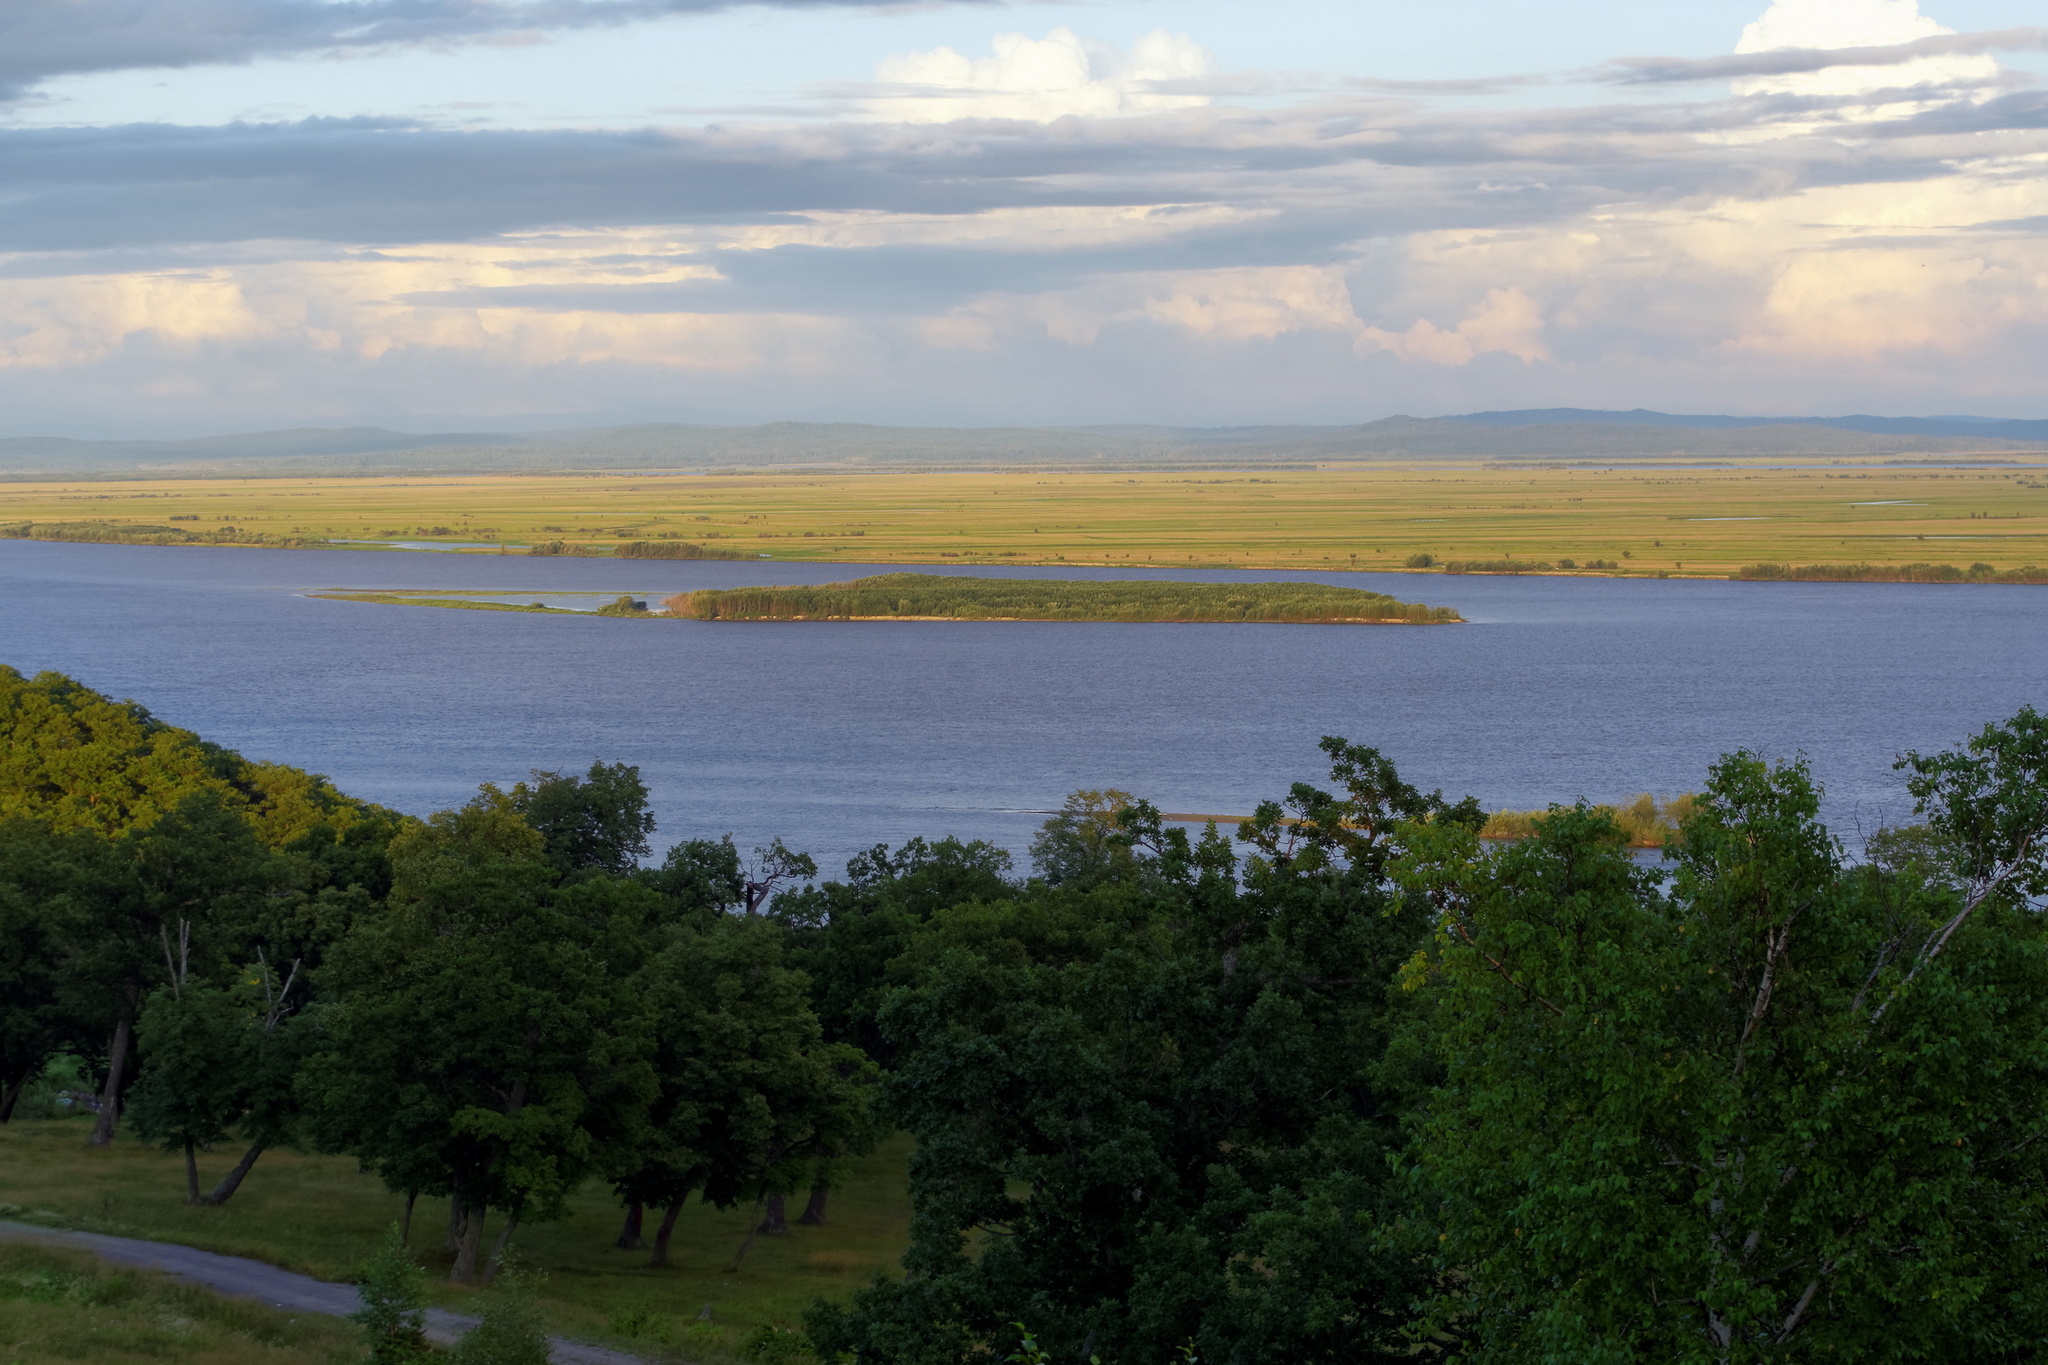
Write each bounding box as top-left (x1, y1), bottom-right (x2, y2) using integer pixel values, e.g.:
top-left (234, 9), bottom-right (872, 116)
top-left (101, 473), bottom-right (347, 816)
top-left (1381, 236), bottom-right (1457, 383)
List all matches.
top-left (350, 1224), bottom-right (428, 1365)
top-left (742, 1323), bottom-right (816, 1363)
top-left (1404, 552), bottom-right (1435, 567)
top-left (616, 540), bottom-right (746, 560)
top-left (450, 1275), bottom-right (550, 1365)
top-left (594, 596), bottom-right (651, 617)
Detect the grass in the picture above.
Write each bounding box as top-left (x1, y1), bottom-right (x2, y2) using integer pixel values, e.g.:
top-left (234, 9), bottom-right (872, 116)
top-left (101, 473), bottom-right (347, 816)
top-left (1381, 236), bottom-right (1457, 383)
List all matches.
top-left (0, 1239), bottom-right (360, 1365)
top-left (309, 593), bottom-right (578, 613)
top-left (0, 462), bottom-right (2043, 577)
top-left (668, 574), bottom-right (1461, 623)
top-left (0, 1118), bottom-right (915, 1362)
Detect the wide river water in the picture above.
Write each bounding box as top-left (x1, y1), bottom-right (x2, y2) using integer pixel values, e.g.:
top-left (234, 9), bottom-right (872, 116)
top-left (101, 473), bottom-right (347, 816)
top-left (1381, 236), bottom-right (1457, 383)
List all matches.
top-left (4, 539), bottom-right (2044, 874)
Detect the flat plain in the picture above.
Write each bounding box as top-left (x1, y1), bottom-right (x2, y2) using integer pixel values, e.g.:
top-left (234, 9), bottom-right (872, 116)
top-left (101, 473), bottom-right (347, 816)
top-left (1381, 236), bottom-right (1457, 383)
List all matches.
top-left (4, 461), bottom-right (2046, 576)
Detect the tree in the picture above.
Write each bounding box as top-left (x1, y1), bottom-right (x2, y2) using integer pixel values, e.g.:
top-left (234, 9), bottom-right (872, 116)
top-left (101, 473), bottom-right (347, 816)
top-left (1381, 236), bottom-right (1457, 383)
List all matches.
top-left (810, 741), bottom-right (1458, 1365)
top-left (1027, 789), bottom-right (1137, 887)
top-left (0, 819), bottom-right (91, 1122)
top-left (307, 787), bottom-right (656, 1281)
top-left (509, 761), bottom-right (655, 876)
top-left (127, 956), bottom-right (310, 1205)
top-left (1394, 726), bottom-right (2048, 1361)
top-left (774, 836), bottom-right (1016, 1064)
top-left (609, 914), bottom-right (874, 1267)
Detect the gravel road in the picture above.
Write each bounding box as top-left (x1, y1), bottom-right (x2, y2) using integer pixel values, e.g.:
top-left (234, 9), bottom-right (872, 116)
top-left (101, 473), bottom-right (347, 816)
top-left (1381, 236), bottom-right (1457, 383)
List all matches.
top-left (0, 1219), bottom-right (647, 1364)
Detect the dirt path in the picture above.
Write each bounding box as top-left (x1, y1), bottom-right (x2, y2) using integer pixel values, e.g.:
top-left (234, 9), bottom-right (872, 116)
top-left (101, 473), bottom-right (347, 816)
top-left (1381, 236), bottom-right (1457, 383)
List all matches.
top-left (0, 1220), bottom-right (647, 1364)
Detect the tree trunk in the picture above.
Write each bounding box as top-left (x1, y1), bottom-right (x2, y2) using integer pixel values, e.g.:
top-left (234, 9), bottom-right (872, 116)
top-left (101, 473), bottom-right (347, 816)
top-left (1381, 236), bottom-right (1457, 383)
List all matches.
top-left (183, 1138), bottom-right (202, 1205)
top-left (450, 1204), bottom-right (487, 1283)
top-left (616, 1203), bottom-right (646, 1250)
top-left (447, 1198), bottom-right (464, 1253)
top-left (89, 1003), bottom-right (136, 1147)
top-left (483, 1200), bottom-right (522, 1284)
top-left (650, 1198), bottom-right (687, 1268)
top-left (401, 1191), bottom-right (417, 1244)
top-left (200, 1140), bottom-right (267, 1206)
top-left (798, 1180), bottom-right (829, 1226)
top-left (0, 1059), bottom-right (36, 1123)
top-left (758, 1192), bottom-right (789, 1235)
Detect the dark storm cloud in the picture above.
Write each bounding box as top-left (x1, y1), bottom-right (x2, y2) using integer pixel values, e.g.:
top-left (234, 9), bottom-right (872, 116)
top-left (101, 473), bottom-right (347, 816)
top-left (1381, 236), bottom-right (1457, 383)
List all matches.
top-left (0, 0), bottom-right (1003, 102)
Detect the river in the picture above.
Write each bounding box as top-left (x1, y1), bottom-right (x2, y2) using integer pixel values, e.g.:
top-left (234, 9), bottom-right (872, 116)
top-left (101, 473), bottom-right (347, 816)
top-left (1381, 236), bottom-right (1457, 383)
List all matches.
top-left (3, 539), bottom-right (2042, 874)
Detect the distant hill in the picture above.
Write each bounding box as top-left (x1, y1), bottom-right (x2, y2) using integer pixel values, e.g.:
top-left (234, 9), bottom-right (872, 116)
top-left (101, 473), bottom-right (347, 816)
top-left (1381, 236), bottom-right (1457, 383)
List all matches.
top-left (1452, 408), bottom-right (2048, 442)
top-left (2, 411), bottom-right (2043, 478)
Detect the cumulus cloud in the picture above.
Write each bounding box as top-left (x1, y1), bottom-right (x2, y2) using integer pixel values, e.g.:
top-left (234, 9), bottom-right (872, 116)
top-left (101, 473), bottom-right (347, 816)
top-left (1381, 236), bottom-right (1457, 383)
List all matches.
top-left (867, 28), bottom-right (1214, 123)
top-left (1358, 288), bottom-right (1550, 366)
top-left (1732, 0), bottom-right (1999, 98)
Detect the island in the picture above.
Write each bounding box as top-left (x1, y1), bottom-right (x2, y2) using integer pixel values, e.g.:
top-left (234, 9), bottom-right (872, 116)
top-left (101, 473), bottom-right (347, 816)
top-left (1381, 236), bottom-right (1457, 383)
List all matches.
top-left (663, 573), bottom-right (1461, 623)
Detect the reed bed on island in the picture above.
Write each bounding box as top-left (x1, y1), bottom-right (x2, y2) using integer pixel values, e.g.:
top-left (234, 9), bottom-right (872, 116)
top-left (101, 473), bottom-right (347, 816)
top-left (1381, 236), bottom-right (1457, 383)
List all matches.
top-left (665, 574), bottom-right (1462, 623)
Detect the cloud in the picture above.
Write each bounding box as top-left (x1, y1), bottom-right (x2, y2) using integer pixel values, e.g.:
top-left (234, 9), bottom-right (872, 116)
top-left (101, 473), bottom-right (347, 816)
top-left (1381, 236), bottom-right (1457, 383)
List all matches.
top-left (0, 0), bottom-right (1004, 103)
top-left (9, 5), bottom-right (2048, 426)
top-left (1601, 26), bottom-right (2046, 86)
top-left (866, 28), bottom-right (1215, 123)
top-left (1731, 0), bottom-right (2001, 98)
top-left (1358, 288), bottom-right (1549, 366)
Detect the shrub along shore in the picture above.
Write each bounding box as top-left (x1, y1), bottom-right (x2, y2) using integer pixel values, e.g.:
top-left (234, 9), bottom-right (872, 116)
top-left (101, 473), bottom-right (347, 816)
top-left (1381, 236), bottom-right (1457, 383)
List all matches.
top-left (665, 573), bottom-right (1463, 623)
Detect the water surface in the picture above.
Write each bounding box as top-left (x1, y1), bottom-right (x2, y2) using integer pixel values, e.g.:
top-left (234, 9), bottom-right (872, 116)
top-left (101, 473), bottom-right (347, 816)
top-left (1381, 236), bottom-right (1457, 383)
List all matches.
top-left (4, 540), bottom-right (2042, 874)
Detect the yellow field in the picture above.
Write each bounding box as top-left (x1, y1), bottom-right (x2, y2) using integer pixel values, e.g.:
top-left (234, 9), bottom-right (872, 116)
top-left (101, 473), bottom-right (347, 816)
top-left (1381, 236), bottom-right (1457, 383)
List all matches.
top-left (5, 461), bottom-right (2047, 575)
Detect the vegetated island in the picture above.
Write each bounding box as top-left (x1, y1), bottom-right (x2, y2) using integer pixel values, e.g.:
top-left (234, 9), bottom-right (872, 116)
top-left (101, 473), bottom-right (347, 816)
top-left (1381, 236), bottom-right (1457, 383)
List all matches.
top-left (665, 573), bottom-right (1462, 623)
top-left (310, 592), bottom-right (656, 615)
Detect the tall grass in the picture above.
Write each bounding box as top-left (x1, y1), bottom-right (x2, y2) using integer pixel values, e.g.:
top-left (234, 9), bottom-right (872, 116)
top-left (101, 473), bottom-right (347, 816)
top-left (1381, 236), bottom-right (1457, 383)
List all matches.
top-left (665, 574), bottom-right (1461, 623)
top-left (1736, 562), bottom-right (2048, 584)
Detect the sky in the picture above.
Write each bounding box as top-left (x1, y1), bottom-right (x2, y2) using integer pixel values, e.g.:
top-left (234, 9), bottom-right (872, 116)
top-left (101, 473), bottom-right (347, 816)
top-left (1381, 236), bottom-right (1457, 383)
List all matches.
top-left (4, 0), bottom-right (2048, 435)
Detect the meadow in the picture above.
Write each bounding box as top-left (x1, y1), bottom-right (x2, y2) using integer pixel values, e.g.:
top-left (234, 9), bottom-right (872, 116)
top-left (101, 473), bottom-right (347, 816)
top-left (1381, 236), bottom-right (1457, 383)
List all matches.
top-left (0, 1118), bottom-right (915, 1362)
top-left (2, 461), bottom-right (2045, 576)
top-left (0, 1238), bottom-right (360, 1365)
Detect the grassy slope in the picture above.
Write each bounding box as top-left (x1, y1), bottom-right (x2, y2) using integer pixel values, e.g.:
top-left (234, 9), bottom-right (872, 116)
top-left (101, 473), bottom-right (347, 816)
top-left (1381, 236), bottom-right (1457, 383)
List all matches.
top-left (0, 464), bottom-right (2042, 577)
top-left (0, 1240), bottom-right (360, 1365)
top-left (0, 1118), bottom-right (914, 1360)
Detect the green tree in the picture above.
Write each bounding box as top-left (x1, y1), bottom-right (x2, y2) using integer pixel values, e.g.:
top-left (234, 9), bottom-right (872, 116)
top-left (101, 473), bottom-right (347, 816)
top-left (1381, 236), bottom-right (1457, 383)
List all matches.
top-left (0, 819), bottom-right (92, 1121)
top-left (810, 740), bottom-right (1461, 1365)
top-left (1394, 721), bottom-right (2048, 1361)
top-left (611, 914), bottom-right (874, 1266)
top-left (509, 761), bottom-right (655, 876)
top-left (308, 787), bottom-right (656, 1281)
top-left (127, 956), bottom-right (311, 1204)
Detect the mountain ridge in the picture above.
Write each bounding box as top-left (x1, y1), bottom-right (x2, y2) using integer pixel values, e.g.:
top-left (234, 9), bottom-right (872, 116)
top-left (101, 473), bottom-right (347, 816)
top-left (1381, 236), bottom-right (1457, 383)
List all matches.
top-left (2, 411), bottom-right (2044, 477)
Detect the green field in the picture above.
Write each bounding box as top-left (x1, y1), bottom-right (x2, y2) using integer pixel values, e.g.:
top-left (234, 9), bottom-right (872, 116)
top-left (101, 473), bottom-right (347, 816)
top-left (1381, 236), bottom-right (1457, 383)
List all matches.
top-left (0, 1238), bottom-right (359, 1365)
top-left (0, 1118), bottom-right (915, 1362)
top-left (1, 462), bottom-right (2043, 577)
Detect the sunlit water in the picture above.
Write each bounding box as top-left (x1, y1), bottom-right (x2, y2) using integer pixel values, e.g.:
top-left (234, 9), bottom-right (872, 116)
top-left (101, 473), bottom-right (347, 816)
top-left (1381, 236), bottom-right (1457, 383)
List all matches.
top-left (4, 539), bottom-right (2044, 875)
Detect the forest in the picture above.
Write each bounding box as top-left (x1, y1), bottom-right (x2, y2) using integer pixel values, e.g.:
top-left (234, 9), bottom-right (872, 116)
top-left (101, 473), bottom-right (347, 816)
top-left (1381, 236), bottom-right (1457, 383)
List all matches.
top-left (667, 574), bottom-right (1461, 624)
top-left (4, 662), bottom-right (2048, 1363)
